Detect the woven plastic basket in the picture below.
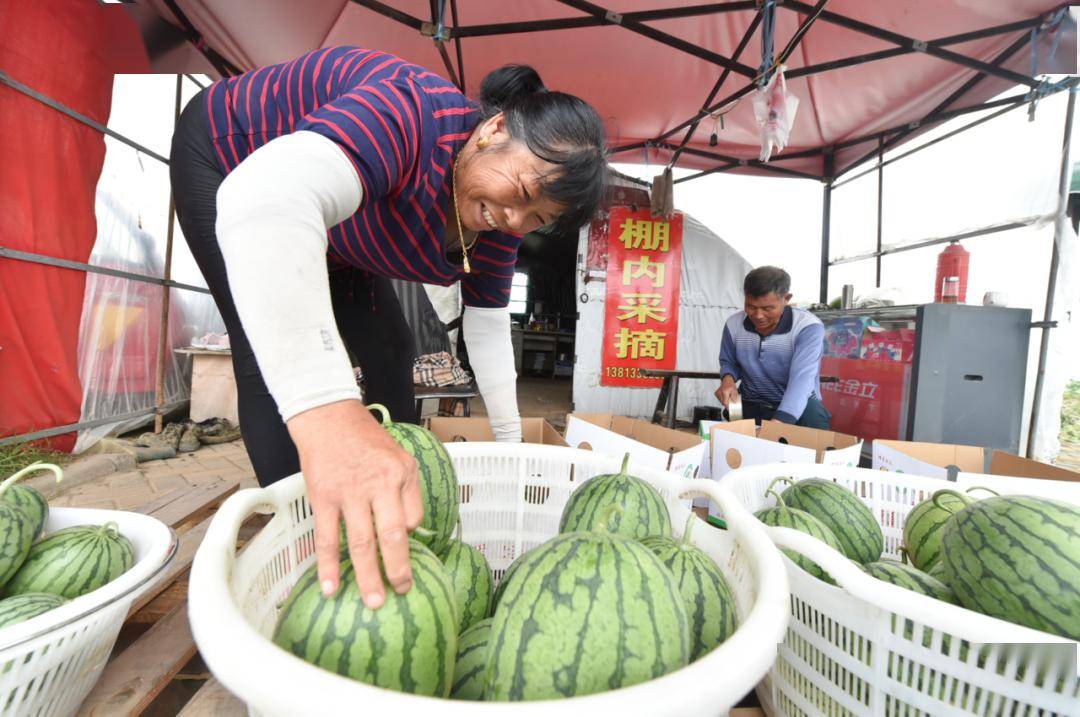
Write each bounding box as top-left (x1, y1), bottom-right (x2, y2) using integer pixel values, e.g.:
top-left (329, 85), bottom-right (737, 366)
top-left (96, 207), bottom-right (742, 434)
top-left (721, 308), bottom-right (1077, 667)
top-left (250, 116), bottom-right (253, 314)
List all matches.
top-left (0, 507), bottom-right (177, 717)
top-left (189, 442), bottom-right (790, 715)
top-left (722, 462), bottom-right (1080, 717)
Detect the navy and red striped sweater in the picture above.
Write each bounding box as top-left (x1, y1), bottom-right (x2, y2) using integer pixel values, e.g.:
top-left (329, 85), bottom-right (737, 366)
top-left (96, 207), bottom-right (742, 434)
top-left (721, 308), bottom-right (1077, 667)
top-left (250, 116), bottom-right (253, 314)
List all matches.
top-left (204, 46), bottom-right (520, 308)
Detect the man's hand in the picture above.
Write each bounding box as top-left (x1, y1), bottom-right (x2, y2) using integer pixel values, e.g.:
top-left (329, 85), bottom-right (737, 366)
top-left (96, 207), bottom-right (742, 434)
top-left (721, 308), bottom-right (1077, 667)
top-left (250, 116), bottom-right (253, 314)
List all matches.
top-left (715, 375), bottom-right (739, 408)
top-left (287, 400), bottom-right (424, 609)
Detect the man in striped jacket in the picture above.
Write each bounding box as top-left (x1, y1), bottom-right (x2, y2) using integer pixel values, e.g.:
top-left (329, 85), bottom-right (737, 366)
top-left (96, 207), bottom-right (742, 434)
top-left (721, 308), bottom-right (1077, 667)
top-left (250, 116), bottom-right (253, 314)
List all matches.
top-left (715, 266), bottom-right (831, 428)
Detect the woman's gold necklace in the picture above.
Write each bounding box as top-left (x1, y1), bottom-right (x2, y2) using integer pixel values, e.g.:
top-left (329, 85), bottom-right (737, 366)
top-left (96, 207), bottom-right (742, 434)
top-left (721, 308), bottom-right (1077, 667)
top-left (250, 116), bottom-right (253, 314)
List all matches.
top-left (451, 159), bottom-right (477, 274)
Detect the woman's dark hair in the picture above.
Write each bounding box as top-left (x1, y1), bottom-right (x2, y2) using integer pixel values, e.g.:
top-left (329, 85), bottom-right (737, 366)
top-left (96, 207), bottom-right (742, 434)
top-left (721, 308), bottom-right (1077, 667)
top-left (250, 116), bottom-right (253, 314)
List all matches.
top-left (479, 64), bottom-right (607, 235)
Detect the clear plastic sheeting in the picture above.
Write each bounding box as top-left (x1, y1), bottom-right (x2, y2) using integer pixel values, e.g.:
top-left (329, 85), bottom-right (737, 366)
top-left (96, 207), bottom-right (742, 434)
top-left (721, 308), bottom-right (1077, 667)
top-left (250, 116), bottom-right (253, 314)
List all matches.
top-left (574, 212), bottom-right (753, 421)
top-left (74, 130), bottom-right (223, 452)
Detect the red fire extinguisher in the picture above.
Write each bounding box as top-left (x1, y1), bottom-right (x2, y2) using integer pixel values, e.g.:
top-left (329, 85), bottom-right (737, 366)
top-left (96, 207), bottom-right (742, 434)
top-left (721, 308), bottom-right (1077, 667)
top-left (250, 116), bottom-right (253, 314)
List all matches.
top-left (935, 241), bottom-right (970, 303)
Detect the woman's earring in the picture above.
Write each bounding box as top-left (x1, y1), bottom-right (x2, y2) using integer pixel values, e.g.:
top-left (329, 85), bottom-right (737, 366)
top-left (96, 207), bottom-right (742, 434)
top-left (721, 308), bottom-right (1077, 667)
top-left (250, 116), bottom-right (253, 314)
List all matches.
top-left (477, 136), bottom-right (490, 149)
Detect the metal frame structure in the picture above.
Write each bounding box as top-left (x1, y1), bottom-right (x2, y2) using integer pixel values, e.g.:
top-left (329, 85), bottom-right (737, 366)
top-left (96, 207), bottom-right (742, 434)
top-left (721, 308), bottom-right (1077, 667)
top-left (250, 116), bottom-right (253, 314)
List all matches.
top-left (0, 72), bottom-right (210, 446)
top-left (2, 1), bottom-right (1075, 455)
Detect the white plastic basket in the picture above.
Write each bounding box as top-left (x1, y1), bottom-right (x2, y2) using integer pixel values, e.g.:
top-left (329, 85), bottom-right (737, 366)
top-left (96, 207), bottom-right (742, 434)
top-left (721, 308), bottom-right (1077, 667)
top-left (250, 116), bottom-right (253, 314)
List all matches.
top-left (722, 462), bottom-right (1080, 717)
top-left (0, 507), bottom-right (177, 717)
top-left (189, 442), bottom-right (791, 715)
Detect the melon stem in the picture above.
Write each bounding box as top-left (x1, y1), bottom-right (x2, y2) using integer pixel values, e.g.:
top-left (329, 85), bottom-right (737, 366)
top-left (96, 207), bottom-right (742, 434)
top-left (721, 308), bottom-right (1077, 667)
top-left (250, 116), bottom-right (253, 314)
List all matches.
top-left (765, 476), bottom-right (794, 496)
top-left (680, 512), bottom-right (696, 548)
top-left (98, 521), bottom-right (120, 538)
top-left (931, 489), bottom-right (967, 514)
top-left (0, 462), bottom-right (63, 498)
top-left (765, 486), bottom-right (788, 513)
top-left (964, 486), bottom-right (999, 498)
top-left (367, 403), bottom-right (391, 426)
top-left (618, 453), bottom-right (630, 475)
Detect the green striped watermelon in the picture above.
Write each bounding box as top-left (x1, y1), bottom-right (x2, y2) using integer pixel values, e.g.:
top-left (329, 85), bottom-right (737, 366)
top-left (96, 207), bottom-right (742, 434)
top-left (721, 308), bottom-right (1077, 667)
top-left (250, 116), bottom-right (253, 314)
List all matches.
top-left (862, 559), bottom-right (957, 604)
top-left (641, 514), bottom-right (738, 661)
top-left (369, 404), bottom-right (459, 555)
top-left (439, 524), bottom-right (493, 634)
top-left (4, 522), bottom-right (134, 599)
top-left (490, 547), bottom-right (539, 616)
top-left (0, 464), bottom-right (61, 588)
top-left (0, 463), bottom-right (60, 542)
top-left (273, 538), bottom-right (458, 696)
top-left (558, 453), bottom-right (671, 541)
top-left (451, 617), bottom-right (492, 701)
top-left (778, 477), bottom-right (883, 564)
top-left (485, 522), bottom-right (689, 700)
top-left (901, 487), bottom-right (998, 572)
top-left (940, 494), bottom-right (1080, 640)
top-left (0, 592), bottom-right (67, 629)
top-left (754, 486), bottom-right (843, 584)
top-left (926, 559), bottom-right (948, 583)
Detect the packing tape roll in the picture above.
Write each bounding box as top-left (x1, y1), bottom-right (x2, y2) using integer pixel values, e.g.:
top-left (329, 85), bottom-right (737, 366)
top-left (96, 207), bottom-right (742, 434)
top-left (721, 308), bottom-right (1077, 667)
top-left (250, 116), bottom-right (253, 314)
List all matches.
top-left (726, 399), bottom-right (743, 422)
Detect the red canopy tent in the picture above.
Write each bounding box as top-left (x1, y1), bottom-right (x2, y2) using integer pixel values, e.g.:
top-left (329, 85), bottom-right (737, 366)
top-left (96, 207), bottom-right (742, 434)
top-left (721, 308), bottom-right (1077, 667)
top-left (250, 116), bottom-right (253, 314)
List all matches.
top-left (127, 0), bottom-right (1076, 180)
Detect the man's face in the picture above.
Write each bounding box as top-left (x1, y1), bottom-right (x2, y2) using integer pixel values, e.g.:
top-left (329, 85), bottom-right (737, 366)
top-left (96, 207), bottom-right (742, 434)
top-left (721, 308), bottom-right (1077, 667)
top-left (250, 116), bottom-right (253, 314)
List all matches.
top-left (745, 292), bottom-right (792, 334)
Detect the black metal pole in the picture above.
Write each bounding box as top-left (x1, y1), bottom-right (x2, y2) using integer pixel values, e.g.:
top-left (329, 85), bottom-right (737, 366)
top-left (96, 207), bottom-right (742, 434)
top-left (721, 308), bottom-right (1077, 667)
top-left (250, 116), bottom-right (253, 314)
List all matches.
top-left (819, 152), bottom-right (834, 304)
top-left (876, 137), bottom-right (884, 287)
top-left (1026, 87), bottom-right (1076, 458)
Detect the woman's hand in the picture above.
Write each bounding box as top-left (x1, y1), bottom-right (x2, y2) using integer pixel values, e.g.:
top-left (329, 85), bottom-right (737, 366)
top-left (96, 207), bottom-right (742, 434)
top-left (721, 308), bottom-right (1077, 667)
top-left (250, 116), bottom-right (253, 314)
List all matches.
top-left (286, 400), bottom-right (424, 609)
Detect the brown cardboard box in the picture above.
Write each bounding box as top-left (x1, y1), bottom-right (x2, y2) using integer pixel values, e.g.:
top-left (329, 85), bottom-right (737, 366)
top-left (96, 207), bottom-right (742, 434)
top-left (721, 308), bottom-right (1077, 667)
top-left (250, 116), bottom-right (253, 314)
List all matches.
top-left (873, 439), bottom-right (1080, 482)
top-left (426, 417), bottom-right (568, 446)
top-left (709, 419), bottom-right (862, 477)
top-left (563, 412), bottom-right (706, 479)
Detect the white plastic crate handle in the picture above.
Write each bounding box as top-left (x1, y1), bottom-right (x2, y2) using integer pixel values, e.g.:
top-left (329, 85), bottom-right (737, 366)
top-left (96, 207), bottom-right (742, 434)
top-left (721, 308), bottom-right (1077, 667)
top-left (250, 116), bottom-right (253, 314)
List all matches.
top-left (766, 525), bottom-right (1075, 645)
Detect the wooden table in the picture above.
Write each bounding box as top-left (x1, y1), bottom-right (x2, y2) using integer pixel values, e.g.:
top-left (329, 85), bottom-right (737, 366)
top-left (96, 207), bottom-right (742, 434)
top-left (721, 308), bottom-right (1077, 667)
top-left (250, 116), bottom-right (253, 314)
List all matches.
top-left (512, 328), bottom-right (575, 377)
top-left (640, 369), bottom-right (725, 428)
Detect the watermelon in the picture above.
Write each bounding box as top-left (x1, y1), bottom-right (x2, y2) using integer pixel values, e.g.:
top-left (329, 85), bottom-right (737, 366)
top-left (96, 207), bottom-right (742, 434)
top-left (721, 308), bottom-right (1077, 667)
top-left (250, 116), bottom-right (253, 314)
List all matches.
top-left (940, 494), bottom-right (1080, 640)
top-left (778, 477), bottom-right (883, 564)
top-left (641, 513), bottom-right (738, 661)
top-left (0, 462), bottom-right (59, 542)
top-left (369, 404), bottom-right (459, 556)
top-left (901, 487), bottom-right (998, 572)
top-left (926, 559), bottom-right (948, 583)
top-left (439, 523), bottom-right (494, 633)
top-left (0, 464), bottom-right (62, 588)
top-left (754, 485), bottom-right (843, 583)
top-left (273, 538), bottom-right (458, 696)
top-left (451, 617), bottom-right (492, 701)
top-left (5, 522), bottom-right (134, 599)
top-left (0, 593), bottom-right (67, 629)
top-left (558, 453), bottom-right (671, 541)
top-left (490, 547), bottom-right (539, 615)
top-left (485, 519), bottom-right (689, 700)
top-left (862, 559), bottom-right (957, 604)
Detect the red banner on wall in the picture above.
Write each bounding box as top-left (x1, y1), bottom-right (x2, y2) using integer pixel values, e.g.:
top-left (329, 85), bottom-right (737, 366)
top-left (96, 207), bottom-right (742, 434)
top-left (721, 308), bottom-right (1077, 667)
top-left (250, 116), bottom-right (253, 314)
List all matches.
top-left (600, 207), bottom-right (683, 387)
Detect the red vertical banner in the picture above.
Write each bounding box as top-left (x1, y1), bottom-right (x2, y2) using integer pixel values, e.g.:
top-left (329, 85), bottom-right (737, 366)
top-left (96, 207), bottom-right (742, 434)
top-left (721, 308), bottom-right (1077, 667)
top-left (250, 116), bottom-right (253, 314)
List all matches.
top-left (600, 207), bottom-right (683, 387)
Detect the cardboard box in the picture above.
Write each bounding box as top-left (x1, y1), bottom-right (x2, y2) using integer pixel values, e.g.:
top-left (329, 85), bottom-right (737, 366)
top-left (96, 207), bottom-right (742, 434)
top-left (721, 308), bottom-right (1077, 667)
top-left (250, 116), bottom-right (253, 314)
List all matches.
top-left (563, 413), bottom-right (706, 480)
top-left (873, 439), bottom-right (1080, 483)
top-left (427, 417), bottom-right (568, 446)
top-left (709, 420), bottom-right (863, 478)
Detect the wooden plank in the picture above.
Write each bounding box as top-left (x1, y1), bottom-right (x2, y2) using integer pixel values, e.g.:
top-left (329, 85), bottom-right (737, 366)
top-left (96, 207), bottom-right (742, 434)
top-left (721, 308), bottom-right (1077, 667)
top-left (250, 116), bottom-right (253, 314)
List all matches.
top-left (127, 580), bottom-right (188, 626)
top-left (176, 677), bottom-right (246, 717)
top-left (126, 516), bottom-right (211, 618)
top-left (133, 485), bottom-right (193, 519)
top-left (145, 480), bottom-right (238, 528)
top-left (77, 603), bottom-right (196, 716)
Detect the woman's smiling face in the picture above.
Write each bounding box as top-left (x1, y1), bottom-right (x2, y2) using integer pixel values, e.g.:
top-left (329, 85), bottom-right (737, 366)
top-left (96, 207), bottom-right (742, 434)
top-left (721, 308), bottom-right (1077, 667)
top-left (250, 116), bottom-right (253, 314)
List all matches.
top-left (455, 113), bottom-right (566, 236)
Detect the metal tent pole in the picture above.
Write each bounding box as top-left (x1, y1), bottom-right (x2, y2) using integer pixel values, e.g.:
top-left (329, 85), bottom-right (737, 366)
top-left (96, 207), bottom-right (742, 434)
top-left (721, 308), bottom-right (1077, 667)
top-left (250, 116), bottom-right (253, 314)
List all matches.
top-left (819, 152), bottom-right (834, 304)
top-left (876, 137), bottom-right (884, 286)
top-left (154, 75), bottom-right (183, 433)
top-left (1026, 87), bottom-right (1076, 458)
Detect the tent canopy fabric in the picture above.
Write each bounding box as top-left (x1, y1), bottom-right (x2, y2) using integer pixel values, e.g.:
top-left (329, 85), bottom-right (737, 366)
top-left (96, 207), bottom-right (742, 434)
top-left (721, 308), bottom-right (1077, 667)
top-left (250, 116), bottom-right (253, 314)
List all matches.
top-left (130, 0), bottom-right (1076, 179)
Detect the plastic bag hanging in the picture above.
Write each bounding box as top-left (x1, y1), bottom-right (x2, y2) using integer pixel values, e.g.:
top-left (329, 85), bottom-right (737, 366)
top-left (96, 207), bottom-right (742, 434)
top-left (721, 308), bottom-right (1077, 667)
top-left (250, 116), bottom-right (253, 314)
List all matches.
top-left (753, 65), bottom-right (799, 162)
